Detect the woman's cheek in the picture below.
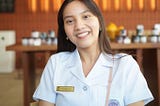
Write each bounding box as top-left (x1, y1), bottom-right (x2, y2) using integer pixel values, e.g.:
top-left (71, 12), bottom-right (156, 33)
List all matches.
top-left (64, 26), bottom-right (72, 36)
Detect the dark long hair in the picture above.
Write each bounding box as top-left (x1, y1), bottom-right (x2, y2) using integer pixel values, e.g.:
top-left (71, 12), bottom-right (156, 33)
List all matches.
top-left (57, 0), bottom-right (112, 54)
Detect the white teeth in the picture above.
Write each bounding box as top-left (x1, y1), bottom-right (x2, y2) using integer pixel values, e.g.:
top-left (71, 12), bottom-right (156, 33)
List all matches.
top-left (77, 32), bottom-right (89, 38)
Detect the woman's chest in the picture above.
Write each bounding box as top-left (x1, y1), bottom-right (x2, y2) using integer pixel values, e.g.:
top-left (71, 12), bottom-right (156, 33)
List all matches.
top-left (54, 67), bottom-right (125, 106)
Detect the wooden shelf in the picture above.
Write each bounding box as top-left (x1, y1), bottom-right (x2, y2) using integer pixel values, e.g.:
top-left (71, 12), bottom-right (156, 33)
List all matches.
top-left (111, 42), bottom-right (160, 49)
top-left (6, 44), bottom-right (57, 52)
top-left (6, 43), bottom-right (160, 52)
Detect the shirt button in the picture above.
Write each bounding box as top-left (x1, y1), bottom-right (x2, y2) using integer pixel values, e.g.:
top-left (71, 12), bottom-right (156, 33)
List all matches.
top-left (83, 86), bottom-right (87, 91)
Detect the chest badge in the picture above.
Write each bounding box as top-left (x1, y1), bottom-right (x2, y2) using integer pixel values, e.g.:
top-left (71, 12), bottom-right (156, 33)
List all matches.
top-left (56, 86), bottom-right (74, 92)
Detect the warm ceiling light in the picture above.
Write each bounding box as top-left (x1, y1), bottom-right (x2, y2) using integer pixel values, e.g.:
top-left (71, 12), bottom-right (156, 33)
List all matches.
top-left (150, 0), bottom-right (156, 11)
top-left (102, 0), bottom-right (107, 11)
top-left (53, 0), bottom-right (62, 11)
top-left (40, 0), bottom-right (44, 12)
top-left (28, 0), bottom-right (37, 13)
top-left (44, 0), bottom-right (49, 12)
top-left (102, 0), bottom-right (111, 11)
top-left (114, 0), bottom-right (120, 11)
top-left (41, 0), bottom-right (49, 12)
top-left (127, 0), bottom-right (132, 11)
top-left (139, 0), bottom-right (144, 11)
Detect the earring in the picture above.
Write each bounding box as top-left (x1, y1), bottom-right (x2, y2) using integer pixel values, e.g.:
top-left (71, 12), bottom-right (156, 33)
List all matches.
top-left (66, 37), bottom-right (69, 40)
top-left (99, 28), bottom-right (102, 31)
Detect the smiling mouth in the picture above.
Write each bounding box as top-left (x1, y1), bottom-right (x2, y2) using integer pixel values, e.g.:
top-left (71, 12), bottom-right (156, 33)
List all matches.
top-left (76, 32), bottom-right (90, 38)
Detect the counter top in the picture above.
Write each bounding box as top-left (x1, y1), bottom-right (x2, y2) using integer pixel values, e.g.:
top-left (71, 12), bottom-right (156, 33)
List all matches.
top-left (6, 43), bottom-right (160, 52)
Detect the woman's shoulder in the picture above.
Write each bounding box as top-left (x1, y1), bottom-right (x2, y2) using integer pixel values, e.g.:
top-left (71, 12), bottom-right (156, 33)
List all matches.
top-left (113, 53), bottom-right (136, 63)
top-left (114, 53), bottom-right (131, 58)
top-left (113, 53), bottom-right (141, 74)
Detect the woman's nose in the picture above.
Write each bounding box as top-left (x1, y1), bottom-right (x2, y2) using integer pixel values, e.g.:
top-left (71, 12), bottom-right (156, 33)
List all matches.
top-left (75, 18), bottom-right (85, 31)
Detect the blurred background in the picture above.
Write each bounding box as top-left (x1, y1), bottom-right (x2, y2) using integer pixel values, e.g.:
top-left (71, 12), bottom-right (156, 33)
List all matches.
top-left (0, 0), bottom-right (160, 106)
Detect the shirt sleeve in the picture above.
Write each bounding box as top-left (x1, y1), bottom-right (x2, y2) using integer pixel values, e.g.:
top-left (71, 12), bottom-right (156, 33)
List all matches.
top-left (33, 56), bottom-right (56, 104)
top-left (123, 55), bottom-right (154, 105)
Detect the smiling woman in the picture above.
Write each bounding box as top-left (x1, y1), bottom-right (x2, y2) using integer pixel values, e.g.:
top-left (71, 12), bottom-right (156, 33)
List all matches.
top-left (32, 0), bottom-right (154, 106)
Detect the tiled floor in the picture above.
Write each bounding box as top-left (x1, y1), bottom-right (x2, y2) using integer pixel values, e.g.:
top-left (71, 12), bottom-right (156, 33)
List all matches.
top-left (0, 70), bottom-right (41, 106)
top-left (0, 71), bottom-right (23, 106)
top-left (0, 70), bottom-right (159, 106)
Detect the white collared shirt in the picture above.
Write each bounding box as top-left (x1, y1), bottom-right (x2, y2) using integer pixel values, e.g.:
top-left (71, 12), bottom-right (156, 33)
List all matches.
top-left (33, 49), bottom-right (153, 106)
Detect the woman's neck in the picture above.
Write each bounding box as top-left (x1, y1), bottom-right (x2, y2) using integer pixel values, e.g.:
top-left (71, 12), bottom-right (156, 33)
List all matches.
top-left (78, 45), bottom-right (100, 63)
top-left (78, 46), bottom-right (101, 77)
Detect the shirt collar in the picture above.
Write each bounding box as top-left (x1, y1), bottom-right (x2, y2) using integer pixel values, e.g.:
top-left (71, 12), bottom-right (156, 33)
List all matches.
top-left (68, 49), bottom-right (113, 67)
top-left (65, 49), bottom-right (114, 85)
top-left (66, 49), bottom-right (113, 69)
top-left (65, 49), bottom-right (114, 83)
top-left (99, 52), bottom-right (114, 68)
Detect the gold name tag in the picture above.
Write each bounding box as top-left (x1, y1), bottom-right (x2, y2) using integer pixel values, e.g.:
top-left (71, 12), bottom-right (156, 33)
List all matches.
top-left (56, 86), bottom-right (74, 92)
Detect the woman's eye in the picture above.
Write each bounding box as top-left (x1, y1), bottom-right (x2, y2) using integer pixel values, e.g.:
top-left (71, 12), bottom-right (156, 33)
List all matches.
top-left (84, 15), bottom-right (90, 19)
top-left (65, 19), bottom-right (74, 24)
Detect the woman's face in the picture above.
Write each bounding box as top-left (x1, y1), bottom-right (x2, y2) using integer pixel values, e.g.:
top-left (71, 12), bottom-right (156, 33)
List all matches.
top-left (63, 0), bottom-right (100, 50)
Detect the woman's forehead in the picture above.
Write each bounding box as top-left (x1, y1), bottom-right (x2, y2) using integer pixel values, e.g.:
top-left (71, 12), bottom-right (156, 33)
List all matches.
top-left (63, 1), bottom-right (89, 16)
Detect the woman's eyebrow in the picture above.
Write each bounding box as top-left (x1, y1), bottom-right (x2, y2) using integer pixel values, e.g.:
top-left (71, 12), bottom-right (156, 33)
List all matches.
top-left (63, 10), bottom-right (91, 20)
top-left (63, 15), bottom-right (72, 20)
top-left (82, 10), bottom-right (91, 14)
